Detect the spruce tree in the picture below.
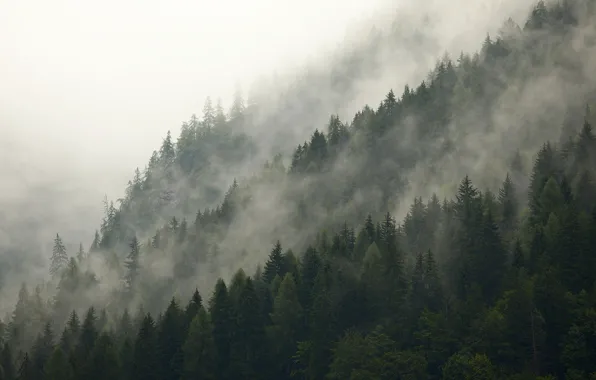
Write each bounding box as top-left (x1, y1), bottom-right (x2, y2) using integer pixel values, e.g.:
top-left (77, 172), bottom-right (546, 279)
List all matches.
top-left (0, 344), bottom-right (14, 380)
top-left (498, 173), bottom-right (518, 233)
top-left (157, 298), bottom-right (184, 380)
top-left (44, 348), bottom-right (72, 380)
top-left (263, 241), bottom-right (284, 284)
top-left (209, 279), bottom-right (231, 379)
top-left (182, 308), bottom-right (217, 380)
top-left (184, 289), bottom-right (202, 328)
top-left (50, 234), bottom-right (68, 277)
top-left (82, 333), bottom-right (121, 380)
top-left (76, 243), bottom-right (85, 263)
top-left (202, 96), bottom-right (216, 128)
top-left (125, 236), bottom-right (141, 291)
top-left (268, 274), bottom-right (303, 378)
top-left (73, 307), bottom-right (97, 375)
top-left (16, 353), bottom-right (35, 380)
top-left (131, 314), bottom-right (159, 380)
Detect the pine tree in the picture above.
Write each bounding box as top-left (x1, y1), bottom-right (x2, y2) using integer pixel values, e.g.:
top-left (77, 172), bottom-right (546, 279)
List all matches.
top-left (117, 309), bottom-right (134, 341)
top-left (125, 236), bottom-right (141, 291)
top-left (177, 218), bottom-right (188, 243)
top-left (498, 173), bottom-right (518, 234)
top-left (82, 333), bottom-right (121, 380)
top-left (17, 353), bottom-right (35, 380)
top-left (268, 274), bottom-right (303, 378)
top-left (159, 131), bottom-right (176, 164)
top-left (76, 243), bottom-right (85, 263)
top-left (50, 234), bottom-right (68, 277)
top-left (184, 289), bottom-right (202, 328)
top-left (202, 96), bottom-right (216, 128)
top-left (182, 308), bottom-right (217, 380)
top-left (476, 211), bottom-right (506, 302)
top-left (229, 277), bottom-right (267, 379)
top-left (90, 231), bottom-right (100, 253)
top-left (60, 310), bottom-right (80, 352)
top-left (229, 85), bottom-right (245, 120)
top-left (512, 239), bottom-right (525, 269)
top-left (73, 307), bottom-right (98, 375)
top-left (30, 322), bottom-right (54, 378)
top-left (209, 279), bottom-right (231, 379)
top-left (0, 344), bottom-right (15, 380)
top-left (44, 348), bottom-right (73, 380)
top-left (10, 283), bottom-right (30, 352)
top-left (263, 241), bottom-right (284, 284)
top-left (131, 314), bottom-right (159, 380)
top-left (215, 98), bottom-right (227, 127)
top-left (157, 298), bottom-right (184, 380)
top-left (424, 249), bottom-right (443, 311)
top-left (299, 247), bottom-right (321, 311)
top-left (120, 337), bottom-right (134, 380)
top-left (379, 212), bottom-right (406, 316)
top-left (410, 252), bottom-right (426, 314)
top-left (528, 143), bottom-right (559, 224)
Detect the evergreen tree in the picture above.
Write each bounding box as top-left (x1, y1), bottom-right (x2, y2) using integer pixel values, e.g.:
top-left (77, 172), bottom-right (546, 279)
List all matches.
top-left (0, 344), bottom-right (15, 380)
top-left (131, 314), bottom-right (159, 380)
top-left (182, 307), bottom-right (217, 380)
top-left (229, 277), bottom-right (267, 379)
top-left (159, 131), bottom-right (176, 164)
top-left (156, 298), bottom-right (184, 380)
top-left (215, 98), bottom-right (227, 127)
top-left (125, 236), bottom-right (141, 291)
top-left (498, 173), bottom-right (518, 234)
top-left (76, 243), bottom-right (85, 263)
top-left (209, 279), bottom-right (231, 379)
top-left (16, 353), bottom-right (35, 380)
top-left (30, 322), bottom-right (54, 379)
top-left (82, 333), bottom-right (121, 380)
top-left (268, 274), bottom-right (303, 378)
top-left (50, 234), bottom-right (68, 277)
top-left (263, 241), bottom-right (284, 284)
top-left (476, 211), bottom-right (506, 302)
top-left (229, 85), bottom-right (245, 120)
top-left (73, 307), bottom-right (98, 375)
top-left (184, 289), bottom-right (202, 328)
top-left (44, 348), bottom-right (73, 380)
top-left (89, 231), bottom-right (100, 253)
top-left (202, 97), bottom-right (216, 128)
top-left (512, 238), bottom-right (525, 269)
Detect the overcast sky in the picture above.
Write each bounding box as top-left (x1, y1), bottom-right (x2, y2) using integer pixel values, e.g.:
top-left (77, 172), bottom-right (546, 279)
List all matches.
top-left (0, 0), bottom-right (387, 191)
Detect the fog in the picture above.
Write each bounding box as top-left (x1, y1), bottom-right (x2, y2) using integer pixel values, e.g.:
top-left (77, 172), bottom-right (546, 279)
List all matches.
top-left (0, 0), bottom-right (389, 184)
top-left (0, 0), bottom-right (389, 248)
top-left (0, 0), bottom-right (543, 312)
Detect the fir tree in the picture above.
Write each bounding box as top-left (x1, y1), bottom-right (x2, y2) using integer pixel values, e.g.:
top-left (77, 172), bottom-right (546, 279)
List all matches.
top-left (263, 241), bottom-right (284, 284)
top-left (50, 234), bottom-right (68, 277)
top-left (125, 236), bottom-right (141, 291)
top-left (131, 314), bottom-right (159, 380)
top-left (182, 308), bottom-right (217, 380)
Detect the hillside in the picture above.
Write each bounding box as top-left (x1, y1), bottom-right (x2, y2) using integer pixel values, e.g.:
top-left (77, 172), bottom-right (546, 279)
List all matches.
top-left (2, 0), bottom-right (596, 379)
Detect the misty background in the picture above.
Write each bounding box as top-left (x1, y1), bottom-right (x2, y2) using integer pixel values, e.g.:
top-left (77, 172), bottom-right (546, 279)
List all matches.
top-left (0, 0), bottom-right (540, 307)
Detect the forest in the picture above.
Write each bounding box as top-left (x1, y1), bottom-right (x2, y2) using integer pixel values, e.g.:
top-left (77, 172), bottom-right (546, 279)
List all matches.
top-left (1, 0), bottom-right (596, 379)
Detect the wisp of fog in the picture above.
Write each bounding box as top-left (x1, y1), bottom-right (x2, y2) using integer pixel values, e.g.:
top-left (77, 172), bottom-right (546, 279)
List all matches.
top-left (0, 0), bottom-right (538, 311)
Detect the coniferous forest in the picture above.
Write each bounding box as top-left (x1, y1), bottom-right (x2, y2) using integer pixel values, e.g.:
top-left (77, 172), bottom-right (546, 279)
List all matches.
top-left (4, 1), bottom-right (596, 379)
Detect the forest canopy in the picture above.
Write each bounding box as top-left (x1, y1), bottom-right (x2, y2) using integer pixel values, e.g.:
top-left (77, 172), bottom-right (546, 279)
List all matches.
top-left (2, 0), bottom-right (596, 379)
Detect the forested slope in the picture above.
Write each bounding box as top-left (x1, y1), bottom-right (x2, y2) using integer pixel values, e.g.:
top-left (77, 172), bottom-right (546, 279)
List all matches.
top-left (2, 0), bottom-right (596, 379)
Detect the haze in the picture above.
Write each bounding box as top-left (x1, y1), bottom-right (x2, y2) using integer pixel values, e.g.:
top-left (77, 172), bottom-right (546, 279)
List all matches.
top-left (0, 0), bottom-right (535, 258)
top-left (0, 0), bottom-right (389, 244)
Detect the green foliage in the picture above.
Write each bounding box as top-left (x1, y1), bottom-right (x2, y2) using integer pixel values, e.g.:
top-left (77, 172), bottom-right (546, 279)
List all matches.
top-left (182, 308), bottom-right (217, 380)
top-left (8, 1), bottom-right (596, 379)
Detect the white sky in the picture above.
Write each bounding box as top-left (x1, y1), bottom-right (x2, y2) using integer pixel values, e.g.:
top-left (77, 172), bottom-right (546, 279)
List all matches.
top-left (0, 0), bottom-right (387, 195)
